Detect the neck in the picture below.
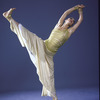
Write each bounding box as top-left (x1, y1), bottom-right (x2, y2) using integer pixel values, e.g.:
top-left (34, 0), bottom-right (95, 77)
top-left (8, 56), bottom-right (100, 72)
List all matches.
top-left (62, 23), bottom-right (69, 29)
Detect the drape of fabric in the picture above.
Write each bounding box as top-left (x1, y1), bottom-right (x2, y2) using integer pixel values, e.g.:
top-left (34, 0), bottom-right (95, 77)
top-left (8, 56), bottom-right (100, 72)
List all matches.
top-left (10, 19), bottom-right (56, 98)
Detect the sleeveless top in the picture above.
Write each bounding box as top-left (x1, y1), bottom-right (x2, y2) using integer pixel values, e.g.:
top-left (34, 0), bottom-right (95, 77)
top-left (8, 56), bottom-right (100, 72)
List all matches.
top-left (44, 28), bottom-right (69, 53)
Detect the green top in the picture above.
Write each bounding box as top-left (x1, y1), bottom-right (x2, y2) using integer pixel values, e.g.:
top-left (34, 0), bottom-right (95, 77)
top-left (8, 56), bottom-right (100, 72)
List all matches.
top-left (45, 28), bottom-right (69, 53)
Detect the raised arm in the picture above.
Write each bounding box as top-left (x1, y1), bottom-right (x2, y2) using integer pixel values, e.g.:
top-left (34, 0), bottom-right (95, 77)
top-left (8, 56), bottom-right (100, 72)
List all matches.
top-left (68, 8), bottom-right (83, 37)
top-left (67, 4), bottom-right (85, 38)
top-left (57, 5), bottom-right (81, 27)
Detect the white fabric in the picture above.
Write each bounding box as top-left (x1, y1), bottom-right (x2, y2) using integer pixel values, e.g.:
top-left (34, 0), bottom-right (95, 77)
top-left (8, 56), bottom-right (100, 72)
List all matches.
top-left (10, 19), bottom-right (57, 98)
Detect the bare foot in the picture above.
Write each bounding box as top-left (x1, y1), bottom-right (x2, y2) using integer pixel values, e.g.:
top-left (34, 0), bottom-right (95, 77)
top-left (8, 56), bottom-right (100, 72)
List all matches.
top-left (53, 97), bottom-right (58, 100)
top-left (3, 8), bottom-right (16, 20)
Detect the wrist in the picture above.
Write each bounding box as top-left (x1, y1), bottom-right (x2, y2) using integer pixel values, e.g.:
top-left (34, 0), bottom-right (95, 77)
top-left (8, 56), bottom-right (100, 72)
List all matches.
top-left (74, 6), bottom-right (79, 10)
top-left (78, 9), bottom-right (83, 14)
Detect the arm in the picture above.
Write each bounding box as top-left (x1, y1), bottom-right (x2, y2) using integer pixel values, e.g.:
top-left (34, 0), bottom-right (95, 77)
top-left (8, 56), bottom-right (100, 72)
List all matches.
top-left (57, 5), bottom-right (79, 27)
top-left (68, 8), bottom-right (83, 37)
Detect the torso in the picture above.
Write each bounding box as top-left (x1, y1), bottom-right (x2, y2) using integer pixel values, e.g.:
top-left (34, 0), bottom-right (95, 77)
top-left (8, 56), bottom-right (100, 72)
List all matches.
top-left (44, 27), bottom-right (69, 53)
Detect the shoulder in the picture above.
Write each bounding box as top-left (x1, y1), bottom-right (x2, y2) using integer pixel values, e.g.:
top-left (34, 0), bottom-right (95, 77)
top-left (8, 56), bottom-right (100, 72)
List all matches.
top-left (54, 23), bottom-right (61, 29)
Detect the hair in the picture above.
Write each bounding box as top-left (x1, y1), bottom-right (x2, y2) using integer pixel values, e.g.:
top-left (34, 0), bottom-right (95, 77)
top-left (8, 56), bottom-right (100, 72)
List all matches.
top-left (70, 17), bottom-right (75, 23)
top-left (64, 17), bottom-right (75, 28)
top-left (67, 17), bottom-right (75, 28)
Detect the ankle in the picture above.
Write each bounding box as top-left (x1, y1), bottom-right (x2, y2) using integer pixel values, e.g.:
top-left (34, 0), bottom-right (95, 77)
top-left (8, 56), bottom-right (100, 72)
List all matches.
top-left (53, 97), bottom-right (58, 100)
top-left (7, 16), bottom-right (12, 22)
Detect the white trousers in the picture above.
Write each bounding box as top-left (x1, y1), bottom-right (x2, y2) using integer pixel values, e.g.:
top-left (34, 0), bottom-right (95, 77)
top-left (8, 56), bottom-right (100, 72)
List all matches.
top-left (10, 19), bottom-right (57, 98)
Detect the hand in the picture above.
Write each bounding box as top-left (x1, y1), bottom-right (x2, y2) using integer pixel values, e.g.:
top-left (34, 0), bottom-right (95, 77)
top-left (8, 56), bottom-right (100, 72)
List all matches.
top-left (78, 5), bottom-right (84, 14)
top-left (75, 4), bottom-right (85, 9)
top-left (78, 4), bottom-right (85, 9)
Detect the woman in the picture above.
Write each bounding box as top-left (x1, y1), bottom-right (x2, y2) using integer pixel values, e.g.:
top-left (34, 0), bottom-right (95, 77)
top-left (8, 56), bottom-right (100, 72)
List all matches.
top-left (3, 4), bottom-right (85, 100)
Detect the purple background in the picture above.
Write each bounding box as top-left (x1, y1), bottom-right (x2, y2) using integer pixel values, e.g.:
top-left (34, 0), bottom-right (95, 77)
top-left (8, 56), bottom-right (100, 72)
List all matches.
top-left (0, 0), bottom-right (99, 94)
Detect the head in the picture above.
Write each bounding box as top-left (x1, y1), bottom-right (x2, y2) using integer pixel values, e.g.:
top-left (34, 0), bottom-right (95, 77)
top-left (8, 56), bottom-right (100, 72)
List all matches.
top-left (64, 17), bottom-right (75, 28)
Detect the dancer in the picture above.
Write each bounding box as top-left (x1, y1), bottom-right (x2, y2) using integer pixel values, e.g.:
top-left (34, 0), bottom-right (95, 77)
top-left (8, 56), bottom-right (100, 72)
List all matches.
top-left (3, 4), bottom-right (84, 100)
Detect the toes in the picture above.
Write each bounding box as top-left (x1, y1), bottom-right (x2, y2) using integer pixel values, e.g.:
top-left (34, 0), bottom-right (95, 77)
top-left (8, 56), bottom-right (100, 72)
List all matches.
top-left (3, 8), bottom-right (16, 18)
top-left (10, 8), bottom-right (16, 11)
top-left (13, 8), bottom-right (16, 10)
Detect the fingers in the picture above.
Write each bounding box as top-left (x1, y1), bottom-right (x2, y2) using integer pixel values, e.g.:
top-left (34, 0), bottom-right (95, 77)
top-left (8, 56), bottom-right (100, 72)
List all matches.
top-left (76, 4), bottom-right (85, 9)
top-left (79, 4), bottom-right (85, 8)
top-left (80, 4), bottom-right (85, 8)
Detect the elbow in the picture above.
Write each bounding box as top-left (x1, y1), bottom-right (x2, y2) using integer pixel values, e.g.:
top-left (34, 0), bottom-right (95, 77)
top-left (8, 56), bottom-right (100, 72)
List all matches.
top-left (80, 13), bottom-right (83, 20)
top-left (79, 19), bottom-right (83, 24)
top-left (81, 16), bottom-right (83, 22)
top-left (81, 17), bottom-right (83, 22)
top-left (79, 15), bottom-right (83, 22)
top-left (81, 15), bottom-right (83, 20)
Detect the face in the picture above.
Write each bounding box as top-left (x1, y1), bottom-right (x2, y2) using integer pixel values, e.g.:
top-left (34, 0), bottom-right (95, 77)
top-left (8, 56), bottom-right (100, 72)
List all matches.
top-left (65, 18), bottom-right (75, 27)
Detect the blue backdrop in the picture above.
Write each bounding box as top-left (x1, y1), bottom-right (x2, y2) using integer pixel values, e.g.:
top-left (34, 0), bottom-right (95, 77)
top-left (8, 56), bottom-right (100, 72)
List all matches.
top-left (0, 0), bottom-right (99, 93)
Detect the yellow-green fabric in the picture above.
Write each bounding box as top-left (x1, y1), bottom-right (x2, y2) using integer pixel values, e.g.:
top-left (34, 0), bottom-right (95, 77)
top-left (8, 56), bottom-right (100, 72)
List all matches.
top-left (45, 28), bottom-right (69, 53)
